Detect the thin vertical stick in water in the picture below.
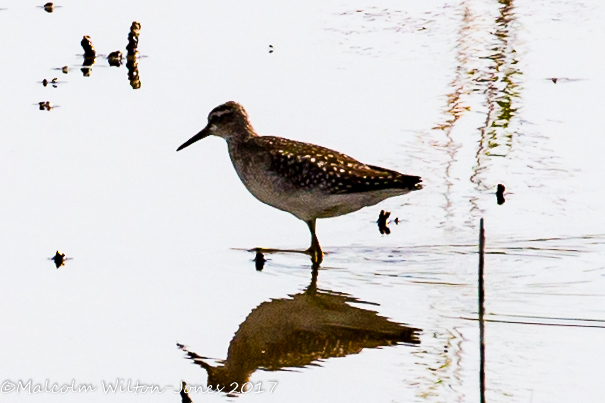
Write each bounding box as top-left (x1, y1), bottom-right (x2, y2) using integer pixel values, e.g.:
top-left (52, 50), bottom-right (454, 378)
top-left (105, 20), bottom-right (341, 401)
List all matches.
top-left (479, 218), bottom-right (486, 402)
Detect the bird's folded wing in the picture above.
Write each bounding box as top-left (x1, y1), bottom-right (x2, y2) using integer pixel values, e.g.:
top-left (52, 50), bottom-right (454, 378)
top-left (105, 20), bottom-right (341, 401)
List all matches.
top-left (258, 136), bottom-right (421, 194)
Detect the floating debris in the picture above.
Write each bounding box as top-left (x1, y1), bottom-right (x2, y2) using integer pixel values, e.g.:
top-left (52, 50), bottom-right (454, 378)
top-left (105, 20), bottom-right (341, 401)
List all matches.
top-left (254, 251), bottom-right (266, 271)
top-left (496, 184), bottom-right (506, 205)
top-left (43, 2), bottom-right (54, 13)
top-left (80, 36), bottom-right (96, 77)
top-left (41, 78), bottom-right (59, 88)
top-left (50, 250), bottom-right (70, 268)
top-left (38, 101), bottom-right (53, 111)
top-left (107, 50), bottom-right (123, 67)
top-left (546, 77), bottom-right (584, 84)
top-left (377, 210), bottom-right (391, 235)
top-left (126, 22), bottom-right (141, 89)
top-left (81, 35), bottom-right (96, 59)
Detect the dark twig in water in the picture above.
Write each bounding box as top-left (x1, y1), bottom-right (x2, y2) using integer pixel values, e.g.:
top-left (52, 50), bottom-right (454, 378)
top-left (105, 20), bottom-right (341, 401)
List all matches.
top-left (254, 251), bottom-right (267, 271)
top-left (377, 210), bottom-right (391, 235)
top-left (496, 183), bottom-right (505, 205)
top-left (478, 218), bottom-right (486, 403)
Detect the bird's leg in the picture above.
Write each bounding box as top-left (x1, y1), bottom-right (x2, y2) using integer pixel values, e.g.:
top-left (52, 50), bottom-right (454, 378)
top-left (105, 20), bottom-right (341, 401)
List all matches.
top-left (305, 219), bottom-right (323, 265)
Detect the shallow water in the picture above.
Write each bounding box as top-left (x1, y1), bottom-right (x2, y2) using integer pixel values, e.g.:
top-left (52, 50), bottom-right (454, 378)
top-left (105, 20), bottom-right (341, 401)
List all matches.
top-left (1, 0), bottom-right (605, 402)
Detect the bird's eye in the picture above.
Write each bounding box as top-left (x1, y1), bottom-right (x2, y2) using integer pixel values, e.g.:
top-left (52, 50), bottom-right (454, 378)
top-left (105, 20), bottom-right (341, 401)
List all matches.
top-left (208, 110), bottom-right (232, 125)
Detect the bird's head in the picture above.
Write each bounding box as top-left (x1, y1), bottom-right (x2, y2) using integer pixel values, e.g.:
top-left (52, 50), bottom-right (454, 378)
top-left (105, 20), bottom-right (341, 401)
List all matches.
top-left (177, 101), bottom-right (253, 151)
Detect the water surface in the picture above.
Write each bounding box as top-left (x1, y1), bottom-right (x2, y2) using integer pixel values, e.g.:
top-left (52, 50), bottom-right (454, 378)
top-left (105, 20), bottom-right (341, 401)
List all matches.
top-left (1, 0), bottom-right (604, 402)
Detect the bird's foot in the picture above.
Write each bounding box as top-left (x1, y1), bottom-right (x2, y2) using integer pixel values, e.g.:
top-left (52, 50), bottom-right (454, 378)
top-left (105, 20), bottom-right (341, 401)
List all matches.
top-left (305, 245), bottom-right (323, 265)
top-left (245, 246), bottom-right (322, 265)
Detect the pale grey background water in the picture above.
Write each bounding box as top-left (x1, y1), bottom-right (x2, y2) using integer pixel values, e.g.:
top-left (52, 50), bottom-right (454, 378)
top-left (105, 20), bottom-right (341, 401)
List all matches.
top-left (1, 0), bottom-right (605, 402)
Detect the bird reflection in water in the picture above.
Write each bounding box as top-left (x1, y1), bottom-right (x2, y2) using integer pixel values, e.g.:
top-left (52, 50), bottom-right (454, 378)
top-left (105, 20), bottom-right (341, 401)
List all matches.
top-left (179, 382), bottom-right (193, 403)
top-left (178, 267), bottom-right (420, 394)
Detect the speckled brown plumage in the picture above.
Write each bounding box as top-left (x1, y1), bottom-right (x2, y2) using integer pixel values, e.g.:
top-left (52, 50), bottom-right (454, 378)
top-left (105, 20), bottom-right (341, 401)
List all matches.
top-left (253, 136), bottom-right (421, 194)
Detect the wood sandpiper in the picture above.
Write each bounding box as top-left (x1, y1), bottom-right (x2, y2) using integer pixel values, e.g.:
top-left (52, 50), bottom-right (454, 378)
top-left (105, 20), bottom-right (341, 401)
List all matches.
top-left (177, 101), bottom-right (422, 264)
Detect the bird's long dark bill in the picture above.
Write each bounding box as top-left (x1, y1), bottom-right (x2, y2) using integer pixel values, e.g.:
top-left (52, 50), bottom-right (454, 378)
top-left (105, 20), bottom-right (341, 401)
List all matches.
top-left (176, 127), bottom-right (210, 151)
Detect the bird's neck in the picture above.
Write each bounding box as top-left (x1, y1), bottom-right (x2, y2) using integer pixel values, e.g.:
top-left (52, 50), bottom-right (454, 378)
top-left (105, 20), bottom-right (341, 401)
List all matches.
top-left (225, 123), bottom-right (258, 156)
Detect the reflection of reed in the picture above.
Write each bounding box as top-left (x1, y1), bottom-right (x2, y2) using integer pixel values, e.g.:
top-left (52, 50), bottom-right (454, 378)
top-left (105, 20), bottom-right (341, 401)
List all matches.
top-left (472, 0), bottom-right (520, 189)
top-left (432, 4), bottom-right (474, 226)
top-left (432, 5), bottom-right (474, 133)
top-left (433, 0), bottom-right (521, 222)
top-left (179, 268), bottom-right (420, 393)
top-left (411, 328), bottom-right (458, 400)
